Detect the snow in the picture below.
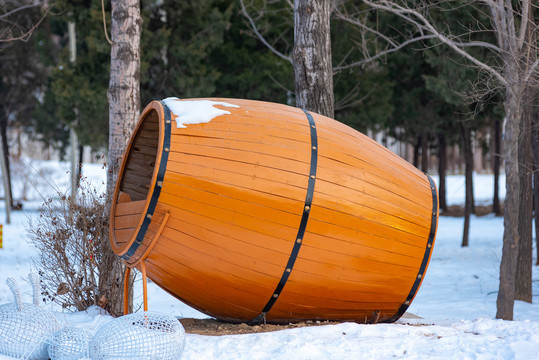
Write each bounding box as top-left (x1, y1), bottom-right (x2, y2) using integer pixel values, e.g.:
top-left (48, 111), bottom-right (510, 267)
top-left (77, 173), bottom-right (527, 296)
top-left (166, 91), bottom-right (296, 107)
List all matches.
top-left (0, 161), bottom-right (538, 359)
top-left (163, 98), bottom-right (239, 128)
top-left (431, 173), bottom-right (506, 206)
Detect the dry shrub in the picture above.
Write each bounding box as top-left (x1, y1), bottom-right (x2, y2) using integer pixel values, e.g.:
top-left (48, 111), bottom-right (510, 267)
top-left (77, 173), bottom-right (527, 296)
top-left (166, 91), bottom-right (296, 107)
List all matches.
top-left (28, 178), bottom-right (128, 314)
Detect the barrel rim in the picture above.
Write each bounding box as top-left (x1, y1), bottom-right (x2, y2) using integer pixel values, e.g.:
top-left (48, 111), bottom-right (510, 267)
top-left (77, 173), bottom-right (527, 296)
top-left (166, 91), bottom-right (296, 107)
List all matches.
top-left (383, 173), bottom-right (439, 323)
top-left (109, 100), bottom-right (166, 260)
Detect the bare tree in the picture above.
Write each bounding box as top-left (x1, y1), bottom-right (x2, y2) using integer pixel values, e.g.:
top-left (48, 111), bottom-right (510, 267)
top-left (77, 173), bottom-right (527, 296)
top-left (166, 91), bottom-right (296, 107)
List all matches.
top-left (351, 0), bottom-right (537, 320)
top-left (106, 0), bottom-right (142, 316)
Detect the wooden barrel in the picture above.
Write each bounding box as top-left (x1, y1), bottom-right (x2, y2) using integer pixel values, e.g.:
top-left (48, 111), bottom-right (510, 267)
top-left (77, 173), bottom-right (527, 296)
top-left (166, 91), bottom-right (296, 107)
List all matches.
top-left (110, 98), bottom-right (438, 324)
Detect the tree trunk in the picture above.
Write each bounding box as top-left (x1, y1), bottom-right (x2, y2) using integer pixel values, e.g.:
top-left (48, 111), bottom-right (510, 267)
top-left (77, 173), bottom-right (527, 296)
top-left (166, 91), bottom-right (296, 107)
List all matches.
top-left (515, 87), bottom-right (533, 302)
top-left (461, 123), bottom-right (474, 247)
top-left (0, 105), bottom-right (13, 210)
top-left (493, 118), bottom-right (501, 216)
top-left (293, 0), bottom-right (334, 118)
top-left (0, 78), bottom-right (13, 210)
top-left (533, 103), bottom-right (539, 265)
top-left (105, 0), bottom-right (142, 317)
top-left (77, 144), bottom-right (83, 188)
top-left (516, 2), bottom-right (536, 297)
top-left (413, 135), bottom-right (421, 168)
top-left (438, 132), bottom-right (447, 211)
top-left (421, 131), bottom-right (429, 172)
top-left (496, 85), bottom-right (522, 321)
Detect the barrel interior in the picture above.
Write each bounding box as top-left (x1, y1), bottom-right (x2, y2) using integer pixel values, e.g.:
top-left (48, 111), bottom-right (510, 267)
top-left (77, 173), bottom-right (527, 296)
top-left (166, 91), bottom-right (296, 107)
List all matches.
top-left (119, 110), bottom-right (159, 201)
top-left (111, 108), bottom-right (161, 251)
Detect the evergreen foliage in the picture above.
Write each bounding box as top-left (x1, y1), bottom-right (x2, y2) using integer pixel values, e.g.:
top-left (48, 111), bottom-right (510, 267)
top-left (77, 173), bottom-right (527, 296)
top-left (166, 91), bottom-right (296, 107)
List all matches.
top-left (33, 0), bottom-right (110, 156)
top-left (0, 5), bottom-right (48, 151)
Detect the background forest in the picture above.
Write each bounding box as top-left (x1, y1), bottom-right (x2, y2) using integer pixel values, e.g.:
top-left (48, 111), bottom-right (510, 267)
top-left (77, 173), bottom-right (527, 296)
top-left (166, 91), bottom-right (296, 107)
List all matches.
top-left (1, 0), bottom-right (504, 170)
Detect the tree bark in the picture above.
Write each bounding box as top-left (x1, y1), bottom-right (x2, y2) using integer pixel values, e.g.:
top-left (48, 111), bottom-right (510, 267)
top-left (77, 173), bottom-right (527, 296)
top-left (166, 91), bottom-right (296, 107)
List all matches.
top-left (105, 0), bottom-right (142, 317)
top-left (493, 118), bottom-right (501, 216)
top-left (107, 0), bottom-right (142, 199)
top-left (515, 87), bottom-right (533, 302)
top-left (293, 0), bottom-right (334, 118)
top-left (461, 123), bottom-right (474, 247)
top-left (437, 132), bottom-right (447, 211)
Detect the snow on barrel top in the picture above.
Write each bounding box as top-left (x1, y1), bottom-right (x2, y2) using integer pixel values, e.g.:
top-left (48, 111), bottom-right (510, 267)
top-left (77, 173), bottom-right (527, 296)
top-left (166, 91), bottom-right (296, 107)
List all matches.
top-left (163, 97), bottom-right (239, 128)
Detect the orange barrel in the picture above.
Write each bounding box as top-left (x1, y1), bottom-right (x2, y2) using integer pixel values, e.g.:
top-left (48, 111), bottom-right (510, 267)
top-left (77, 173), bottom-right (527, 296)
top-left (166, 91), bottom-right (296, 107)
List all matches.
top-left (110, 98), bottom-right (438, 324)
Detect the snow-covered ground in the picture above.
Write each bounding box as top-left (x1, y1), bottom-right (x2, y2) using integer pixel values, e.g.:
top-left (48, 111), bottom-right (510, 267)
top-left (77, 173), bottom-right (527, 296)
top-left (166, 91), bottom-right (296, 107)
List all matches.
top-left (0, 160), bottom-right (538, 359)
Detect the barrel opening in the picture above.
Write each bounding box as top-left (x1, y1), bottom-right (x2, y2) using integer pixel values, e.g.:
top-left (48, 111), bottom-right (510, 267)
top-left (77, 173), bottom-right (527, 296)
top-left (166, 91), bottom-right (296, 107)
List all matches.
top-left (110, 106), bottom-right (162, 255)
top-left (118, 109), bottom-right (160, 202)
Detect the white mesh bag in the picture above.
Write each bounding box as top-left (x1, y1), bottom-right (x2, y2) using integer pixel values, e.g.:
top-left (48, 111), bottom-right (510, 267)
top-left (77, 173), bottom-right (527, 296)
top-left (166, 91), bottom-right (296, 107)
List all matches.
top-left (48, 326), bottom-right (92, 360)
top-left (89, 311), bottom-right (186, 360)
top-left (0, 274), bottom-right (60, 360)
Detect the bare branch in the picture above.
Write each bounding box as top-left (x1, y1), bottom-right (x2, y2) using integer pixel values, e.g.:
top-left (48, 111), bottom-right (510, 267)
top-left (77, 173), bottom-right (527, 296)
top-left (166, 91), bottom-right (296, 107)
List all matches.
top-left (0, 2), bottom-right (51, 43)
top-left (0, 3), bottom-right (39, 21)
top-left (362, 0), bottom-right (507, 86)
top-left (333, 34), bottom-right (437, 72)
top-left (333, 9), bottom-right (398, 48)
top-left (239, 0), bottom-right (292, 64)
top-left (267, 73), bottom-right (293, 94)
top-left (524, 58), bottom-right (539, 84)
top-left (504, 0), bottom-right (519, 53)
top-left (0, 7), bottom-right (49, 43)
top-left (335, 83), bottom-right (375, 111)
top-left (517, 0), bottom-right (530, 49)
